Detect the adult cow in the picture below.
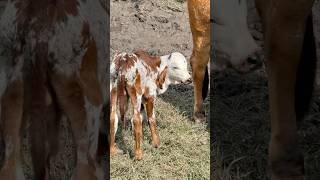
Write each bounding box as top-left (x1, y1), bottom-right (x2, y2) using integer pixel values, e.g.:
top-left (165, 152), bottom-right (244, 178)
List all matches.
top-left (214, 0), bottom-right (317, 179)
top-left (0, 0), bottom-right (108, 180)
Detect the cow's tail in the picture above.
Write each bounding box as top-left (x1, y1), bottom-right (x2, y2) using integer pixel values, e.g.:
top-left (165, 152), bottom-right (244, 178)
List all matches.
top-left (295, 13), bottom-right (317, 122)
top-left (22, 44), bottom-right (49, 179)
top-left (202, 66), bottom-right (209, 100)
top-left (117, 75), bottom-right (128, 129)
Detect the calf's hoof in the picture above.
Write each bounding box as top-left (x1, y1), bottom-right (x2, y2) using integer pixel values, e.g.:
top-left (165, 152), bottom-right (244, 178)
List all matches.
top-left (110, 144), bottom-right (123, 156)
top-left (152, 136), bottom-right (160, 148)
top-left (193, 111), bottom-right (206, 123)
top-left (134, 149), bottom-right (143, 160)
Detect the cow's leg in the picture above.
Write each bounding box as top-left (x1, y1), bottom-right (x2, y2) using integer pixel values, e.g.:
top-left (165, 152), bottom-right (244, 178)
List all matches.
top-left (126, 85), bottom-right (143, 160)
top-left (264, 1), bottom-right (314, 179)
top-left (110, 87), bottom-right (121, 155)
top-left (189, 38), bottom-right (210, 123)
top-left (188, 0), bottom-right (210, 123)
top-left (0, 79), bottom-right (24, 180)
top-left (144, 96), bottom-right (160, 148)
top-left (50, 73), bottom-right (98, 180)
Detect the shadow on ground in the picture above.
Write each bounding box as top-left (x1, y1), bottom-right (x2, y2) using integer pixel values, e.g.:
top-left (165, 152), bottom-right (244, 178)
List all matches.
top-left (213, 70), bottom-right (320, 180)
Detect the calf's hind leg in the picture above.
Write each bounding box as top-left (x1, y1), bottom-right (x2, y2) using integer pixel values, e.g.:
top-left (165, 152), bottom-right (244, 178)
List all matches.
top-left (50, 73), bottom-right (99, 180)
top-left (0, 79), bottom-right (24, 180)
top-left (126, 85), bottom-right (143, 160)
top-left (144, 96), bottom-right (160, 148)
top-left (110, 87), bottom-right (121, 155)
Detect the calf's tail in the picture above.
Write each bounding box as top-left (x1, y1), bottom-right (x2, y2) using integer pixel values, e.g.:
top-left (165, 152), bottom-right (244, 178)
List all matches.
top-left (117, 75), bottom-right (128, 129)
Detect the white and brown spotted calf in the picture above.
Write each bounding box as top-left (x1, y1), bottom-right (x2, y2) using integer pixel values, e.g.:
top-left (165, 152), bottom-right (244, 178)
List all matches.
top-left (0, 0), bottom-right (107, 180)
top-left (110, 50), bottom-right (191, 160)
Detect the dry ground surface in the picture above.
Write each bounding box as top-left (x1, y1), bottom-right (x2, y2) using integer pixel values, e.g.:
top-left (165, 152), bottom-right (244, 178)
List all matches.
top-left (214, 0), bottom-right (320, 179)
top-left (110, 0), bottom-right (210, 179)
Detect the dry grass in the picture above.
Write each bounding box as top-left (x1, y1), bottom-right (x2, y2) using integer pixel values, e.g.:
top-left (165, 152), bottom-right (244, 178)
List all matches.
top-left (110, 84), bottom-right (210, 179)
top-left (213, 70), bottom-right (320, 180)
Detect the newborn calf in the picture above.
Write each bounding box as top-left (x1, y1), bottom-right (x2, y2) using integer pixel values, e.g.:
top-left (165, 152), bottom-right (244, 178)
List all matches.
top-left (110, 50), bottom-right (191, 160)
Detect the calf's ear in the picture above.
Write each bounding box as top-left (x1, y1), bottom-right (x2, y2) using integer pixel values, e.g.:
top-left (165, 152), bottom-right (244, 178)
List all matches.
top-left (156, 66), bottom-right (168, 89)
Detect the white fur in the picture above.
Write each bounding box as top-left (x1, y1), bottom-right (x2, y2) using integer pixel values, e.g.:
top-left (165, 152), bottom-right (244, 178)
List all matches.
top-left (157, 52), bottom-right (191, 94)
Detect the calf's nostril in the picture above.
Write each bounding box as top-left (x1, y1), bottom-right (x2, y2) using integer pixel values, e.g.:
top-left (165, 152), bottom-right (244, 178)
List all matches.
top-left (185, 78), bottom-right (192, 84)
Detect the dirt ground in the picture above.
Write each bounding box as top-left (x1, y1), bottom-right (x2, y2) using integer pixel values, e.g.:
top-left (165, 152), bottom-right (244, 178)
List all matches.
top-left (110, 0), bottom-right (210, 179)
top-left (214, 0), bottom-right (320, 179)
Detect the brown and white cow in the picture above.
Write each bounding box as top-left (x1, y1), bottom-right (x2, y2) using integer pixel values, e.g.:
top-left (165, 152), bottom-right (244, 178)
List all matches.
top-left (0, 0), bottom-right (107, 179)
top-left (214, 0), bottom-right (317, 179)
top-left (110, 50), bottom-right (191, 160)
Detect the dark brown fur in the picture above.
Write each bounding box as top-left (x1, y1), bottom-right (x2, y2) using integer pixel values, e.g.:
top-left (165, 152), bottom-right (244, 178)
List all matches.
top-left (156, 66), bottom-right (168, 89)
top-left (15, 0), bottom-right (79, 31)
top-left (114, 53), bottom-right (137, 72)
top-left (134, 50), bottom-right (161, 71)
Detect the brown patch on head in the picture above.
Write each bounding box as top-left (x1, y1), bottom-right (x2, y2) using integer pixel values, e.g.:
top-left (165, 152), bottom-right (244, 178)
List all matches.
top-left (113, 53), bottom-right (137, 72)
top-left (133, 50), bottom-right (161, 72)
top-left (134, 71), bottom-right (142, 95)
top-left (156, 66), bottom-right (168, 89)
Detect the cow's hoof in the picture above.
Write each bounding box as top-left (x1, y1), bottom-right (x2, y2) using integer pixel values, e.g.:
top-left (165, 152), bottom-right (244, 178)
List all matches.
top-left (269, 151), bottom-right (304, 180)
top-left (193, 111), bottom-right (206, 123)
top-left (45, 166), bottom-right (50, 180)
top-left (110, 144), bottom-right (123, 155)
top-left (134, 149), bottom-right (143, 160)
top-left (152, 136), bottom-right (160, 148)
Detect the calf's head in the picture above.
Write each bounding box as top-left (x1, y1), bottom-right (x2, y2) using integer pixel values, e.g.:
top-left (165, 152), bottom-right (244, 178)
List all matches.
top-left (157, 52), bottom-right (191, 94)
top-left (213, 0), bottom-right (260, 72)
